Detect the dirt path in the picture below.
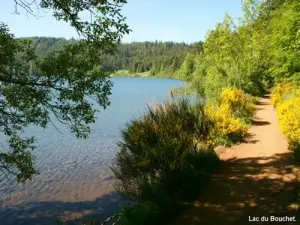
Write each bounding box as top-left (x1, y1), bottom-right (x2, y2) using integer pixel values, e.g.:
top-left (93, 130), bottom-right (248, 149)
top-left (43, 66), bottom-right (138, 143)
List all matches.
top-left (171, 95), bottom-right (300, 225)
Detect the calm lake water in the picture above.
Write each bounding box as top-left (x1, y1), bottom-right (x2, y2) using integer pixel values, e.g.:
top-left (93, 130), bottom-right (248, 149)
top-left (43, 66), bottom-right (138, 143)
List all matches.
top-left (0, 77), bottom-right (184, 225)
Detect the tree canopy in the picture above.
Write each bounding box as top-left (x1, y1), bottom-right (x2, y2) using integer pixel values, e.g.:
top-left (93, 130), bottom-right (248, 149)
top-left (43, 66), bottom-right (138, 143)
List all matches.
top-left (176, 0), bottom-right (299, 100)
top-left (0, 0), bottom-right (130, 182)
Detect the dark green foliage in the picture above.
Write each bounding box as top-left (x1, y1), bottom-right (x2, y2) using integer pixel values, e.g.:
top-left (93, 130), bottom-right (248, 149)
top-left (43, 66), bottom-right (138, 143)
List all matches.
top-left (292, 142), bottom-right (300, 163)
top-left (294, 148), bottom-right (300, 163)
top-left (0, 24), bottom-right (112, 182)
top-left (112, 99), bottom-right (220, 225)
top-left (112, 99), bottom-right (213, 198)
top-left (1, 0), bottom-right (130, 182)
top-left (23, 37), bottom-right (193, 77)
top-left (119, 202), bottom-right (161, 225)
top-left (20, 37), bottom-right (77, 58)
top-left (116, 42), bottom-right (192, 76)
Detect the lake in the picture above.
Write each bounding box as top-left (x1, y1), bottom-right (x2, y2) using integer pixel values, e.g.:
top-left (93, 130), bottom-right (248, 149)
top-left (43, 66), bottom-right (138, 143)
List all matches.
top-left (0, 77), bottom-right (184, 225)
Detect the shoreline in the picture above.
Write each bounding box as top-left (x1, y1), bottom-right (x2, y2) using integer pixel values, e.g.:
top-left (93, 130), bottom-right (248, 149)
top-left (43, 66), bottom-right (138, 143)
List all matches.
top-left (110, 70), bottom-right (183, 81)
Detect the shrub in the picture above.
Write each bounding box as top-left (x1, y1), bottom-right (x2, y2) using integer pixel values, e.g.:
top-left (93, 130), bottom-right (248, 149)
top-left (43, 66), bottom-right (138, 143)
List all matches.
top-left (112, 98), bottom-right (220, 224)
top-left (271, 83), bottom-right (293, 107)
top-left (119, 202), bottom-right (161, 225)
top-left (293, 143), bottom-right (300, 162)
top-left (272, 83), bottom-right (300, 163)
top-left (220, 87), bottom-right (255, 123)
top-left (205, 103), bottom-right (247, 146)
top-left (204, 88), bottom-right (253, 146)
top-left (112, 98), bottom-right (218, 198)
top-left (277, 97), bottom-right (300, 150)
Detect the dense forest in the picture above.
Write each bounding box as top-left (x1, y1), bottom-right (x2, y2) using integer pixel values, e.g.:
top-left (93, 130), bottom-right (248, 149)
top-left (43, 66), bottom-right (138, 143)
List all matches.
top-left (23, 37), bottom-right (197, 77)
top-left (176, 0), bottom-right (299, 99)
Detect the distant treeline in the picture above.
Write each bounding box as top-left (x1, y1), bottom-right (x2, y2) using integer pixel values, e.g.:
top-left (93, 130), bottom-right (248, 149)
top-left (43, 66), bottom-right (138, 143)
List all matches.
top-left (22, 37), bottom-right (204, 77)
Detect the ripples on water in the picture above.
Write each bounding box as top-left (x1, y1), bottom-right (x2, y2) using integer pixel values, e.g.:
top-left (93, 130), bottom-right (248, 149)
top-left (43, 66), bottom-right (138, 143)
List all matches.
top-left (0, 77), bottom-right (184, 225)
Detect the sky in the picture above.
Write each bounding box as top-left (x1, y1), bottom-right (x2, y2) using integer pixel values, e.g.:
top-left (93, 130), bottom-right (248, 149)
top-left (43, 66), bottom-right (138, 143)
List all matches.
top-left (0, 0), bottom-right (244, 43)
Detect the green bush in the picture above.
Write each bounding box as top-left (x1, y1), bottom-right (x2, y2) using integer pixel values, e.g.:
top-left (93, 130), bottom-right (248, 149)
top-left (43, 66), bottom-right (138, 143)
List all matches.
top-left (292, 142), bottom-right (300, 163)
top-left (119, 202), bottom-right (161, 225)
top-left (112, 98), bottom-right (220, 225)
top-left (112, 99), bottom-right (217, 198)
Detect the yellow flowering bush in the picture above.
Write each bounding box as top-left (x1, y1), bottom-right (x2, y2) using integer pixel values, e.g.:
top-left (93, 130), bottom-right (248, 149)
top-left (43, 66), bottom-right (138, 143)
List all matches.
top-left (272, 83), bottom-right (300, 161)
top-left (220, 87), bottom-right (255, 123)
top-left (220, 88), bottom-right (250, 106)
top-left (205, 103), bottom-right (247, 146)
top-left (203, 88), bottom-right (254, 146)
top-left (277, 97), bottom-right (300, 149)
top-left (271, 83), bottom-right (293, 108)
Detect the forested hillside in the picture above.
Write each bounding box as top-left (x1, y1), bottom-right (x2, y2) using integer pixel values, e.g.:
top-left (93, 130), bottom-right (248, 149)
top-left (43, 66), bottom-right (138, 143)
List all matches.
top-left (23, 37), bottom-right (196, 77)
top-left (19, 0), bottom-right (300, 97)
top-left (177, 0), bottom-right (299, 99)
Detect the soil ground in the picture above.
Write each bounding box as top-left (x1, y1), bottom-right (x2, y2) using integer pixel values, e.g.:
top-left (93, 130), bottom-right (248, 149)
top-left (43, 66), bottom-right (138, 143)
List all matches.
top-left (171, 95), bottom-right (300, 225)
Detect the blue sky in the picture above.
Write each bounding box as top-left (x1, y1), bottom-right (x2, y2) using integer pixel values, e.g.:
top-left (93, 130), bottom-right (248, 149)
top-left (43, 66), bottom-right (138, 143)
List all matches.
top-left (0, 0), bottom-right (244, 43)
